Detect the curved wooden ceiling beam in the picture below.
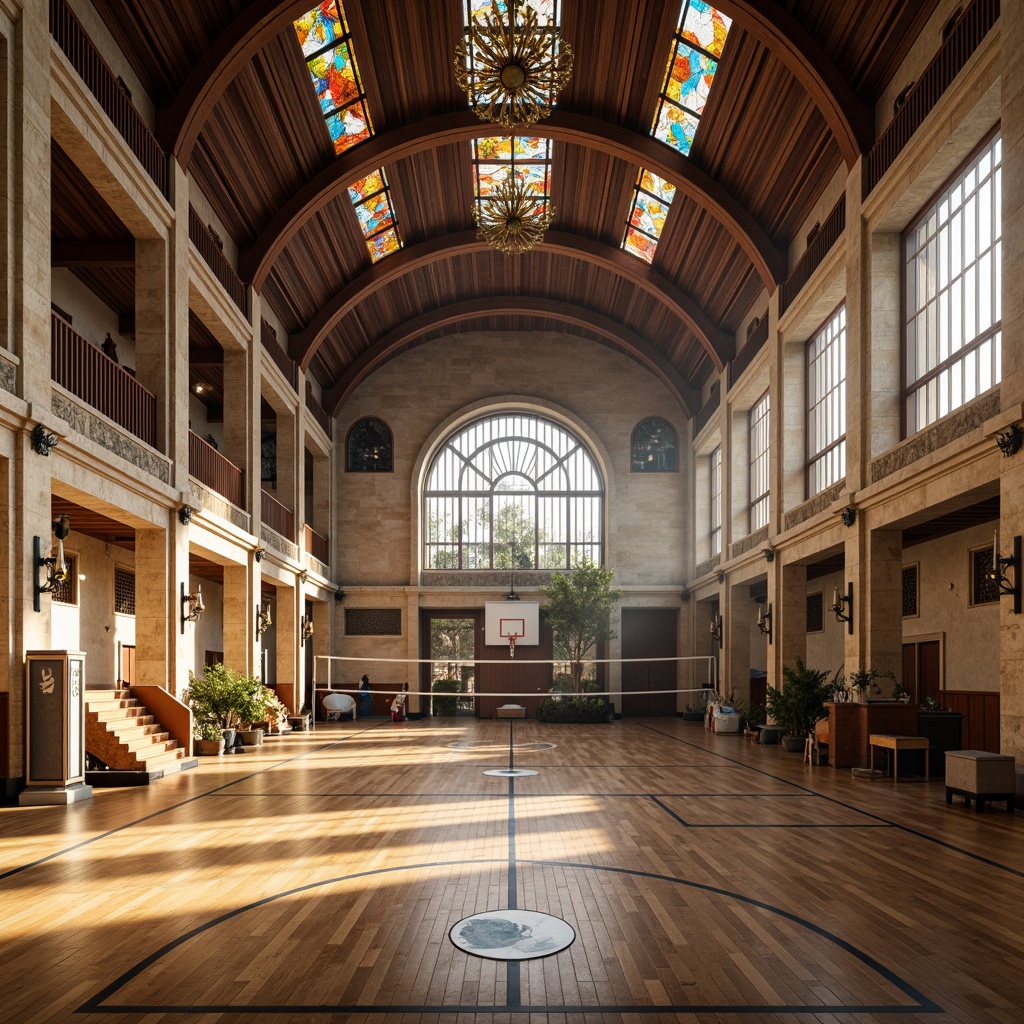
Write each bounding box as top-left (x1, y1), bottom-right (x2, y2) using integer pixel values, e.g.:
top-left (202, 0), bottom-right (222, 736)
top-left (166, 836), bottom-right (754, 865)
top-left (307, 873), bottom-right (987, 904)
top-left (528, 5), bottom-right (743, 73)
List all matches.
top-left (291, 229), bottom-right (732, 374)
top-left (239, 110), bottom-right (786, 290)
top-left (323, 297), bottom-right (699, 418)
top-left (158, 0), bottom-right (311, 163)
top-left (723, 1), bottom-right (872, 167)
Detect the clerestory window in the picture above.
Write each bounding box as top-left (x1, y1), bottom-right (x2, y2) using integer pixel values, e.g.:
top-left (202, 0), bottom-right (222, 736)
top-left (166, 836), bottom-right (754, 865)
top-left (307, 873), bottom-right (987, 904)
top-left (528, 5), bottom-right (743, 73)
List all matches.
top-left (423, 413), bottom-right (603, 571)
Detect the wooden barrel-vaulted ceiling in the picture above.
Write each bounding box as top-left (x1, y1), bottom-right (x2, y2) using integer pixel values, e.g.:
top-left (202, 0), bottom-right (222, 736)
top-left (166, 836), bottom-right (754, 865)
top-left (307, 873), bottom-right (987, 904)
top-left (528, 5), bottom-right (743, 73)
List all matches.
top-left (80, 0), bottom-right (940, 417)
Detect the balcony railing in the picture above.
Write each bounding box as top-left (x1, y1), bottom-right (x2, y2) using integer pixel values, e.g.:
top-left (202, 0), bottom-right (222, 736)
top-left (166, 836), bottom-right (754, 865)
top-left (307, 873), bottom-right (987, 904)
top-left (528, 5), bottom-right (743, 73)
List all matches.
top-left (729, 311), bottom-right (769, 389)
top-left (51, 313), bottom-right (157, 447)
top-left (261, 488), bottom-right (294, 540)
top-left (692, 386), bottom-right (720, 438)
top-left (778, 197), bottom-right (845, 318)
top-left (261, 319), bottom-right (296, 390)
top-left (304, 523), bottom-right (330, 565)
top-left (189, 431), bottom-right (245, 508)
top-left (305, 383), bottom-right (333, 439)
top-left (866, 0), bottom-right (999, 196)
top-left (49, 0), bottom-right (167, 197)
top-left (189, 206), bottom-right (248, 318)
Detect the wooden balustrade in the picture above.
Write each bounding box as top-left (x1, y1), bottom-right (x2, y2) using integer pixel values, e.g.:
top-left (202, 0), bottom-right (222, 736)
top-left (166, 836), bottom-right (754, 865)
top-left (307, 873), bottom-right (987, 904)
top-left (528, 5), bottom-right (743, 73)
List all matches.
top-left (51, 313), bottom-right (157, 447)
top-left (188, 205), bottom-right (248, 317)
top-left (49, 0), bottom-right (167, 197)
top-left (189, 431), bottom-right (245, 508)
top-left (866, 0), bottom-right (999, 196)
top-left (778, 197), bottom-right (845, 318)
top-left (304, 523), bottom-right (330, 565)
top-left (261, 488), bottom-right (295, 540)
top-left (305, 384), bottom-right (333, 438)
top-left (729, 312), bottom-right (769, 389)
top-left (692, 387), bottom-right (720, 437)
top-left (261, 319), bottom-right (296, 389)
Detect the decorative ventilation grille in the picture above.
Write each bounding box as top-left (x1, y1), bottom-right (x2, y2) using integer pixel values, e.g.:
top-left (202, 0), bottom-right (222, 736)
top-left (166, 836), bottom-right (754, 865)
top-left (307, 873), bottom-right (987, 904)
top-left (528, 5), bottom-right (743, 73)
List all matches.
top-left (971, 548), bottom-right (999, 605)
top-left (806, 592), bottom-right (823, 633)
top-left (902, 564), bottom-right (918, 617)
top-left (346, 608), bottom-right (402, 636)
top-left (114, 566), bottom-right (136, 616)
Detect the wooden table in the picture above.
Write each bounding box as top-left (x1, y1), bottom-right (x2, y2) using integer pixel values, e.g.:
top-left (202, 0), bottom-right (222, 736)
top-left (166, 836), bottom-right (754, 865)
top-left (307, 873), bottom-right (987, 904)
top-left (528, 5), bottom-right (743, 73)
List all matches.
top-left (869, 733), bottom-right (929, 783)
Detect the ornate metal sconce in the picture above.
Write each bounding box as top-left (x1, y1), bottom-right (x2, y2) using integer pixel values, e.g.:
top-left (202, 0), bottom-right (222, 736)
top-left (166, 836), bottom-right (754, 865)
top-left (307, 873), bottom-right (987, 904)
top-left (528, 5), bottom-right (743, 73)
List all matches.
top-left (991, 532), bottom-right (1022, 614)
top-left (33, 515), bottom-right (71, 612)
top-left (181, 582), bottom-right (205, 633)
top-left (996, 424), bottom-right (1023, 458)
top-left (756, 602), bottom-right (772, 644)
top-left (334, 588), bottom-right (346, 603)
top-left (762, 547), bottom-right (775, 562)
top-left (254, 547), bottom-right (266, 563)
top-left (709, 614), bottom-right (723, 646)
top-left (839, 507), bottom-right (857, 527)
top-left (178, 505), bottom-right (193, 526)
top-left (300, 615), bottom-right (314, 642)
top-left (256, 601), bottom-right (273, 640)
top-left (831, 582), bottom-right (853, 634)
top-left (30, 424), bottom-right (59, 456)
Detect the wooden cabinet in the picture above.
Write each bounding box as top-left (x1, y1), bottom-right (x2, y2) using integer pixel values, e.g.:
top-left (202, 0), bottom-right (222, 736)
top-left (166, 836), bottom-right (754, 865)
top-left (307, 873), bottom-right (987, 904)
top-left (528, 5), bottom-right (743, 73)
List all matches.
top-left (826, 702), bottom-right (920, 769)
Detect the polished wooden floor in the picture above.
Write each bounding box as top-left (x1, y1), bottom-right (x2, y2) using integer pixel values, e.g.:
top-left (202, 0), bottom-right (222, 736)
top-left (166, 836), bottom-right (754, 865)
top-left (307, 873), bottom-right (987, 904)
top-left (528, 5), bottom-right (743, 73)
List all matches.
top-left (2, 716), bottom-right (1023, 1023)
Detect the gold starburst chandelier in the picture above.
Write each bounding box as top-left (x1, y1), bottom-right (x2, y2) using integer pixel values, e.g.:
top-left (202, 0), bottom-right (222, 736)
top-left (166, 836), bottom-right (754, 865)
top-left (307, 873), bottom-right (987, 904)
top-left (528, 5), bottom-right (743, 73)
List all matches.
top-left (454, 1), bottom-right (574, 129)
top-left (475, 140), bottom-right (555, 256)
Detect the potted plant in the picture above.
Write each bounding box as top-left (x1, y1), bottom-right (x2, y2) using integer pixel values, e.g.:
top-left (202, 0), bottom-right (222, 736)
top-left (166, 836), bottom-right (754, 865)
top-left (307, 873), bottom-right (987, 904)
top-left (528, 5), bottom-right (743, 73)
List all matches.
top-left (193, 720), bottom-right (225, 756)
top-left (765, 657), bottom-right (832, 752)
top-left (846, 667), bottom-right (895, 702)
top-left (735, 700), bottom-right (766, 736)
top-left (186, 663), bottom-right (268, 746)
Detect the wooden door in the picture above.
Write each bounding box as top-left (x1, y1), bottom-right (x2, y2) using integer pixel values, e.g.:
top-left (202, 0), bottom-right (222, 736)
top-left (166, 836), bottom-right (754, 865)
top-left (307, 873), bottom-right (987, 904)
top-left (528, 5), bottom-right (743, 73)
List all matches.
top-left (902, 644), bottom-right (918, 702)
top-left (476, 618), bottom-right (553, 718)
top-left (919, 640), bottom-right (940, 703)
top-left (621, 609), bottom-right (678, 716)
top-left (120, 645), bottom-right (136, 687)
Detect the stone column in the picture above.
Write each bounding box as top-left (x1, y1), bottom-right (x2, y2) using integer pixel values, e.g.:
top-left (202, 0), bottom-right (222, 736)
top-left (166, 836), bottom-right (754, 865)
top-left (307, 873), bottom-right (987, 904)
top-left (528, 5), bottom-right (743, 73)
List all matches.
top-left (275, 583), bottom-right (298, 712)
top-left (999, 0), bottom-right (1024, 759)
top-left (843, 158), bottom-right (868, 493)
top-left (223, 564), bottom-right (252, 676)
top-left (864, 527), bottom-right (903, 687)
top-left (773, 560), bottom-right (806, 690)
top-left (725, 580), bottom-right (754, 702)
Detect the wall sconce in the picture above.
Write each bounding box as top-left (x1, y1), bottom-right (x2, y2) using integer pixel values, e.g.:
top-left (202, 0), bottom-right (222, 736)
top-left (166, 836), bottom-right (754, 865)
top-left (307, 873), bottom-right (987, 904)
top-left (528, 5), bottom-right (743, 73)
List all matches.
top-left (334, 588), bottom-right (346, 603)
top-left (709, 614), bottom-right (723, 646)
top-left (33, 527), bottom-right (70, 612)
top-left (256, 600), bottom-right (273, 639)
top-left (839, 506), bottom-right (857, 527)
top-left (831, 582), bottom-right (853, 634)
top-left (254, 547), bottom-right (266, 563)
top-left (181, 582), bottom-right (205, 633)
top-left (298, 569), bottom-right (308, 585)
top-left (30, 423), bottom-right (58, 456)
top-left (762, 547), bottom-right (775, 562)
top-left (717, 571), bottom-right (725, 584)
top-left (178, 505), bottom-right (193, 526)
top-left (991, 532), bottom-right (1021, 614)
top-left (300, 615), bottom-right (314, 642)
top-left (756, 602), bottom-right (772, 643)
top-left (996, 424), bottom-right (1023, 457)
top-left (680, 588), bottom-right (691, 602)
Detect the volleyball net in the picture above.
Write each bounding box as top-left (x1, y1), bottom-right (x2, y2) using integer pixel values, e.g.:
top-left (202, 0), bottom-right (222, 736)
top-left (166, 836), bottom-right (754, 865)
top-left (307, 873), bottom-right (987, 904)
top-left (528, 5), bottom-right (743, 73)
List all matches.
top-left (312, 653), bottom-right (720, 707)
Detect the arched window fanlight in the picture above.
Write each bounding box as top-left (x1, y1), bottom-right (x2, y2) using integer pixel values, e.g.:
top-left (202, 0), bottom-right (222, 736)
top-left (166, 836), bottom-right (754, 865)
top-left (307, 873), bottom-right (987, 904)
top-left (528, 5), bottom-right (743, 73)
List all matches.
top-left (346, 418), bottom-right (393, 472)
top-left (423, 412), bottom-right (604, 571)
top-left (631, 417), bottom-right (677, 472)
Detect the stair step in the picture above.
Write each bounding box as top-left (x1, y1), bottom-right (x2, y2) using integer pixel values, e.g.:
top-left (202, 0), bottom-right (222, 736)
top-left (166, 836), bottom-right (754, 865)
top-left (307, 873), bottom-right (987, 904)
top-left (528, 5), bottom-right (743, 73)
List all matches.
top-left (138, 748), bottom-right (187, 768)
top-left (90, 709), bottom-right (154, 726)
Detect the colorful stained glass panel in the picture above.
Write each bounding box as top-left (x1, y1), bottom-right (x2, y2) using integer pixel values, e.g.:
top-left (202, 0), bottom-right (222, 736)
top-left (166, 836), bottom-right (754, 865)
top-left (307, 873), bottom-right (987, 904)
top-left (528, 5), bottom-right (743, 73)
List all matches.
top-left (664, 43), bottom-right (717, 115)
top-left (325, 106), bottom-right (371, 154)
top-left (639, 170), bottom-right (676, 204)
top-left (681, 0), bottom-right (731, 58)
top-left (368, 228), bottom-right (401, 262)
top-left (308, 43), bottom-right (360, 114)
top-left (294, 2), bottom-right (345, 58)
top-left (624, 228), bottom-right (657, 264)
top-left (347, 171), bottom-right (386, 203)
top-left (653, 104), bottom-right (700, 156)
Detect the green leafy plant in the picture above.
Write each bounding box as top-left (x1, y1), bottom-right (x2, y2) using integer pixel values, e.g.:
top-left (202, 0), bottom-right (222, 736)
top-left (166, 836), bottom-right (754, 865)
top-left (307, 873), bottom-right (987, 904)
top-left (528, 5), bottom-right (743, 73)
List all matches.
top-left (540, 557), bottom-right (621, 693)
top-left (765, 657), bottom-right (832, 737)
top-left (735, 700), bottom-right (766, 727)
top-left (536, 695), bottom-right (613, 723)
top-left (431, 678), bottom-right (463, 716)
top-left (186, 663), bottom-right (267, 733)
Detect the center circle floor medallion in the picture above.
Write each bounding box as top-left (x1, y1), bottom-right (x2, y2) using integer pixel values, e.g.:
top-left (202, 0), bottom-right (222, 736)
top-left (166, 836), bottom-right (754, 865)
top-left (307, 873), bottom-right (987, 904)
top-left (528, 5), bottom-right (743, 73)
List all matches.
top-left (482, 767), bottom-right (539, 777)
top-left (449, 909), bottom-right (575, 961)
top-left (448, 740), bottom-right (556, 751)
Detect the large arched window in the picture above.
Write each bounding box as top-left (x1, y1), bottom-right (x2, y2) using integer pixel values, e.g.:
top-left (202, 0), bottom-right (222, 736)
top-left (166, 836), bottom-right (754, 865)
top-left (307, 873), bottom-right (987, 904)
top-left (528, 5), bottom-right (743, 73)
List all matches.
top-left (424, 413), bottom-right (604, 570)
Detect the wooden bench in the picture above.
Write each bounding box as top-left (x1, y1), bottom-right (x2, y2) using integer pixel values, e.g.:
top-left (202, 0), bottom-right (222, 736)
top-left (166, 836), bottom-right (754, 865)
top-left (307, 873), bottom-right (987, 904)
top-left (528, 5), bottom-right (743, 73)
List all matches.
top-left (868, 734), bottom-right (929, 784)
top-left (945, 750), bottom-right (1015, 812)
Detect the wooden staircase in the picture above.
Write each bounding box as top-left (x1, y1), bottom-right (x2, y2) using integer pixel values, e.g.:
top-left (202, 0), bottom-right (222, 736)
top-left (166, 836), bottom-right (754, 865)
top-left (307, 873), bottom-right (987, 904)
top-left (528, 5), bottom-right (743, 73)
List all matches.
top-left (85, 689), bottom-right (192, 775)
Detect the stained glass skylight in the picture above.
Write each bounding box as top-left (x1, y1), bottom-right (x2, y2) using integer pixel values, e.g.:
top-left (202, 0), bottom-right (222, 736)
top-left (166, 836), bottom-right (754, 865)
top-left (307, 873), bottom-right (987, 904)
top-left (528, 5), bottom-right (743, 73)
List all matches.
top-left (347, 170), bottom-right (402, 262)
top-left (651, 0), bottom-right (731, 157)
top-left (471, 136), bottom-right (553, 219)
top-left (623, 170), bottom-right (677, 263)
top-left (294, 3), bottom-right (402, 261)
top-left (294, 1), bottom-right (372, 155)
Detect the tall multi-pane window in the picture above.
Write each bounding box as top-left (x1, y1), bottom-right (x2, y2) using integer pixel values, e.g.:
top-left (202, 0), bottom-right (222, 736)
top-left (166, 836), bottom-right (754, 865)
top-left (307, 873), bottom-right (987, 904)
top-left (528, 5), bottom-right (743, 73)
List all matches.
top-left (710, 445), bottom-right (722, 556)
top-left (423, 413), bottom-right (604, 571)
top-left (807, 307), bottom-right (846, 496)
top-left (905, 132), bottom-right (1001, 434)
top-left (748, 391), bottom-right (770, 531)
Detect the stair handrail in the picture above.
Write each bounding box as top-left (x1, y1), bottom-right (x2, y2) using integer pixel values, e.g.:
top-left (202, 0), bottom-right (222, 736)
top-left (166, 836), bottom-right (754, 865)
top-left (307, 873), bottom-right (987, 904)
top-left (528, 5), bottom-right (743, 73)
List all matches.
top-left (132, 685), bottom-right (193, 757)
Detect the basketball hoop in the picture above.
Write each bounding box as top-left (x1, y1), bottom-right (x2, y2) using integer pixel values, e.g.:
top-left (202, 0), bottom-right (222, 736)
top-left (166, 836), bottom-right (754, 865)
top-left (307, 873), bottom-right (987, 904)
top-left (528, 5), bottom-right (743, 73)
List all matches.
top-left (508, 634), bottom-right (517, 659)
